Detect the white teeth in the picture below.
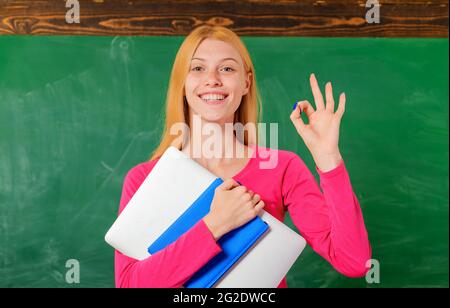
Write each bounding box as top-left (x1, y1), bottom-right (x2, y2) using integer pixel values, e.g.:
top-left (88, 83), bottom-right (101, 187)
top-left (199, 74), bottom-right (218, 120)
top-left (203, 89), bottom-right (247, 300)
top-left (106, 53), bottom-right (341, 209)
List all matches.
top-left (200, 94), bottom-right (226, 101)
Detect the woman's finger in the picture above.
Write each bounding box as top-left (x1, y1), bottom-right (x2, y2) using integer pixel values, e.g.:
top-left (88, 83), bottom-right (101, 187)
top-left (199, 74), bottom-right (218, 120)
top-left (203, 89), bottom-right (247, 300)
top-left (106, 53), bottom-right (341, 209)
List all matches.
top-left (325, 82), bottom-right (335, 112)
top-left (252, 193), bottom-right (261, 204)
top-left (219, 178), bottom-right (240, 191)
top-left (290, 100), bottom-right (314, 135)
top-left (254, 200), bottom-right (266, 213)
top-left (247, 190), bottom-right (255, 199)
top-left (296, 100), bottom-right (315, 118)
top-left (336, 92), bottom-right (346, 118)
top-left (310, 73), bottom-right (325, 111)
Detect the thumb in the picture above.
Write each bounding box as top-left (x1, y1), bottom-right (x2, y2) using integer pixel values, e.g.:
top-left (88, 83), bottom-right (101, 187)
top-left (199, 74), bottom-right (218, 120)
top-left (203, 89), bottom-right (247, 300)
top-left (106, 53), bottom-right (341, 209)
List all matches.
top-left (218, 178), bottom-right (240, 191)
top-left (290, 101), bottom-right (307, 134)
top-left (291, 100), bottom-right (315, 136)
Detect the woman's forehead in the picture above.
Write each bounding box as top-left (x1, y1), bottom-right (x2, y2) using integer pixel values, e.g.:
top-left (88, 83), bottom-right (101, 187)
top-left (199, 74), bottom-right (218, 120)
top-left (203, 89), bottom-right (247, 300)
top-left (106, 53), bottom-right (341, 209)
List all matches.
top-left (192, 39), bottom-right (242, 62)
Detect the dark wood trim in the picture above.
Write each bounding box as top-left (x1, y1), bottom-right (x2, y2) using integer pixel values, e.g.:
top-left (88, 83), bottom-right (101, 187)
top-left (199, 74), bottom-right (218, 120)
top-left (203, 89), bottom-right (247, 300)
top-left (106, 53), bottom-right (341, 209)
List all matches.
top-left (0, 0), bottom-right (448, 37)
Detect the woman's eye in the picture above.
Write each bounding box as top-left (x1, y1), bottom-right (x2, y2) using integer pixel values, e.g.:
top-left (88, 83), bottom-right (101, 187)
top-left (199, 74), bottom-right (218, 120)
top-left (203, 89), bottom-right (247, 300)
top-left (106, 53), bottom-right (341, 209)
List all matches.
top-left (222, 67), bottom-right (234, 72)
top-left (191, 66), bottom-right (203, 71)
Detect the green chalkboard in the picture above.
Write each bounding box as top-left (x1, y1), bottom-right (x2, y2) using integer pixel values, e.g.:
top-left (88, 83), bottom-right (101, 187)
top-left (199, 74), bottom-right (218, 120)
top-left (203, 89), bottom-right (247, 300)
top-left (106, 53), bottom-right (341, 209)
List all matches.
top-left (0, 36), bottom-right (448, 288)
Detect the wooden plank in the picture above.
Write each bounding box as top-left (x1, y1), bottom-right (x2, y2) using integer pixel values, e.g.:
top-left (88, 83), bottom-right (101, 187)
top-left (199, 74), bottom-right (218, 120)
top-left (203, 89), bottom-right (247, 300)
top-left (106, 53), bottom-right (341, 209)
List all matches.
top-left (0, 0), bottom-right (448, 37)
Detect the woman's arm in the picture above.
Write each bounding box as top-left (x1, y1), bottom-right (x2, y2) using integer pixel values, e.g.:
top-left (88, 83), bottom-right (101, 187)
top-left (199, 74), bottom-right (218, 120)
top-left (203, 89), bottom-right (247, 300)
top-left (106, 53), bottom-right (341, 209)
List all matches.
top-left (114, 164), bottom-right (222, 288)
top-left (287, 73), bottom-right (371, 277)
top-left (282, 155), bottom-right (372, 278)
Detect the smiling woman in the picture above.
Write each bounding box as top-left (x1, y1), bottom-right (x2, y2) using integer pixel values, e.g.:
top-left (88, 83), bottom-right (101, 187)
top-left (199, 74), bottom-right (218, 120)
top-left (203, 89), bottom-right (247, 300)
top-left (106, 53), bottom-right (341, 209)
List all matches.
top-left (111, 25), bottom-right (372, 288)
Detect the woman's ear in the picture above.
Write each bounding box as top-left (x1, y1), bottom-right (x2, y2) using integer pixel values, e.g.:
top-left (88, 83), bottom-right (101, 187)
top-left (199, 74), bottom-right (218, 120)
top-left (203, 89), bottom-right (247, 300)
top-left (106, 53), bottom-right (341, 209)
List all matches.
top-left (243, 71), bottom-right (252, 96)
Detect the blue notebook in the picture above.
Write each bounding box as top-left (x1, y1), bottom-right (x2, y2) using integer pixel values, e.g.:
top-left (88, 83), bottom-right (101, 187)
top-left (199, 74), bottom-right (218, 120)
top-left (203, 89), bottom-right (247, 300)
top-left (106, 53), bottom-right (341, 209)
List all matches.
top-left (148, 178), bottom-right (269, 288)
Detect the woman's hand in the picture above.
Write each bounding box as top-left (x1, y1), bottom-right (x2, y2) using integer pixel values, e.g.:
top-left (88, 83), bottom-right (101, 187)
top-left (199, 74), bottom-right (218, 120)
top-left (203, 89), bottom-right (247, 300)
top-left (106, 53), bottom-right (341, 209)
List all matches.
top-left (290, 73), bottom-right (345, 172)
top-left (203, 179), bottom-right (265, 241)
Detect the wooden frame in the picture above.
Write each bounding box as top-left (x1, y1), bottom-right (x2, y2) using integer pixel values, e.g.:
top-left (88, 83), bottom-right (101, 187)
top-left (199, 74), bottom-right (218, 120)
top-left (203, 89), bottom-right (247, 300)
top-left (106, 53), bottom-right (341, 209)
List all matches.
top-left (0, 0), bottom-right (448, 37)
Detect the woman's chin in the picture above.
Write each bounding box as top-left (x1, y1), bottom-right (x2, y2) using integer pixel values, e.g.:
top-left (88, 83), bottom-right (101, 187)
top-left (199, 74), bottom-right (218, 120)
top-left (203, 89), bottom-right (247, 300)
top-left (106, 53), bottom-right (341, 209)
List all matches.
top-left (198, 112), bottom-right (231, 124)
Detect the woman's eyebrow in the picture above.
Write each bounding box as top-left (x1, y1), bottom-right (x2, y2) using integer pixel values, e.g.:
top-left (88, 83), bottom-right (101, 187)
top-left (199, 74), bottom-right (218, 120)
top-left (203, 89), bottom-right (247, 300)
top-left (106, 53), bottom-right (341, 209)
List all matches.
top-left (191, 57), bottom-right (239, 64)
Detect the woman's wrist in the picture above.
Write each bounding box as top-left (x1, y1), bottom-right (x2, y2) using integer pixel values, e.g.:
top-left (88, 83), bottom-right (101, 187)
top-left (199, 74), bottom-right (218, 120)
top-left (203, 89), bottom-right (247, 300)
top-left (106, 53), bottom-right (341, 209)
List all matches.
top-left (313, 151), bottom-right (343, 172)
top-left (203, 214), bottom-right (226, 241)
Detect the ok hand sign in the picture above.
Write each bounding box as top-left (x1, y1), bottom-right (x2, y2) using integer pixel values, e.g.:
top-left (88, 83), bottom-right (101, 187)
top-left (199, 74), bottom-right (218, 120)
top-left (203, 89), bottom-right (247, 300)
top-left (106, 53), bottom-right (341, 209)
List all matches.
top-left (290, 73), bottom-right (345, 172)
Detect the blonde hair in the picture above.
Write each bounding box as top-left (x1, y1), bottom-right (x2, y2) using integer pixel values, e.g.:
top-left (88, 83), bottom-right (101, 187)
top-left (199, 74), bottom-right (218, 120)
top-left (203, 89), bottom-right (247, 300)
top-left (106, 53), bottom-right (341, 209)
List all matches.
top-left (149, 25), bottom-right (262, 161)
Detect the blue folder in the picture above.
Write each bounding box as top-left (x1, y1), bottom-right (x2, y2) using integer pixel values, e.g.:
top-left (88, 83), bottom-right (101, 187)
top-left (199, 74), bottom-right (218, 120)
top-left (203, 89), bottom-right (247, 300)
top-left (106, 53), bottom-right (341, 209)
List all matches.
top-left (148, 178), bottom-right (269, 288)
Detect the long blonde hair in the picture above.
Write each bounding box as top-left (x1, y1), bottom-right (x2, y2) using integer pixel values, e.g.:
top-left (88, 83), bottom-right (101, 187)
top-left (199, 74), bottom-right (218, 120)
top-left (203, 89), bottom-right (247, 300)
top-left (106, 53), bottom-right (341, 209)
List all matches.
top-left (149, 25), bottom-right (262, 161)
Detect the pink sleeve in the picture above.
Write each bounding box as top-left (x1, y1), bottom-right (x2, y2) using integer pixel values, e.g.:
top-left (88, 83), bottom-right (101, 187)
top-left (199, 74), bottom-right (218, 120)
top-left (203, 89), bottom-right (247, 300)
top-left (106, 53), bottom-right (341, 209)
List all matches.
top-left (114, 164), bottom-right (223, 288)
top-left (282, 155), bottom-right (372, 278)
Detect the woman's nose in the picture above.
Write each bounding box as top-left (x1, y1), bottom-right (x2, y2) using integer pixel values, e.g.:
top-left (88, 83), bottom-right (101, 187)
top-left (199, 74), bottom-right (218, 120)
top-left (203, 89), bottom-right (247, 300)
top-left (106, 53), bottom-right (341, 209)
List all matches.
top-left (204, 71), bottom-right (222, 86)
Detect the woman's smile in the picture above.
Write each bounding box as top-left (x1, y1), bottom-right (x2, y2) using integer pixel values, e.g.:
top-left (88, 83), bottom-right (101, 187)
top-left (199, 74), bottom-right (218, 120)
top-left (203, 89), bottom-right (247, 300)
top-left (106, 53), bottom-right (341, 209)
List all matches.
top-left (198, 92), bottom-right (230, 106)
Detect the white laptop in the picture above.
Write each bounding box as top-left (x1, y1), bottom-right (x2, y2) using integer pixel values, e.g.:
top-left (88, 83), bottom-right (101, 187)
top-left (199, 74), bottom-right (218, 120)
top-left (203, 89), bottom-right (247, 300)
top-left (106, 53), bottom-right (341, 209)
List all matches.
top-left (105, 146), bottom-right (306, 288)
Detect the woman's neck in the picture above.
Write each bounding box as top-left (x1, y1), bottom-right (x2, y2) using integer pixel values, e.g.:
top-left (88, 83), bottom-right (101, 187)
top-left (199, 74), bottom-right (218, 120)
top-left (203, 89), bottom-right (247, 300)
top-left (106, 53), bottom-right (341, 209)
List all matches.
top-left (181, 119), bottom-right (252, 166)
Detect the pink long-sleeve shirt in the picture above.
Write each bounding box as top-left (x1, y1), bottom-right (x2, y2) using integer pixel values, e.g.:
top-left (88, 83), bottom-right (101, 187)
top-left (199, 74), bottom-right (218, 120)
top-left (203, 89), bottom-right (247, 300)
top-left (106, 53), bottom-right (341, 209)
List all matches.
top-left (114, 144), bottom-right (372, 288)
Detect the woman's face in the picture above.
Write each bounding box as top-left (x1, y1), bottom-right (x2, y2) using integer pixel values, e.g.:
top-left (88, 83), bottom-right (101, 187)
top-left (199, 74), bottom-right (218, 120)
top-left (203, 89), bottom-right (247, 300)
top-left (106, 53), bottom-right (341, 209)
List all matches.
top-left (184, 38), bottom-right (251, 124)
